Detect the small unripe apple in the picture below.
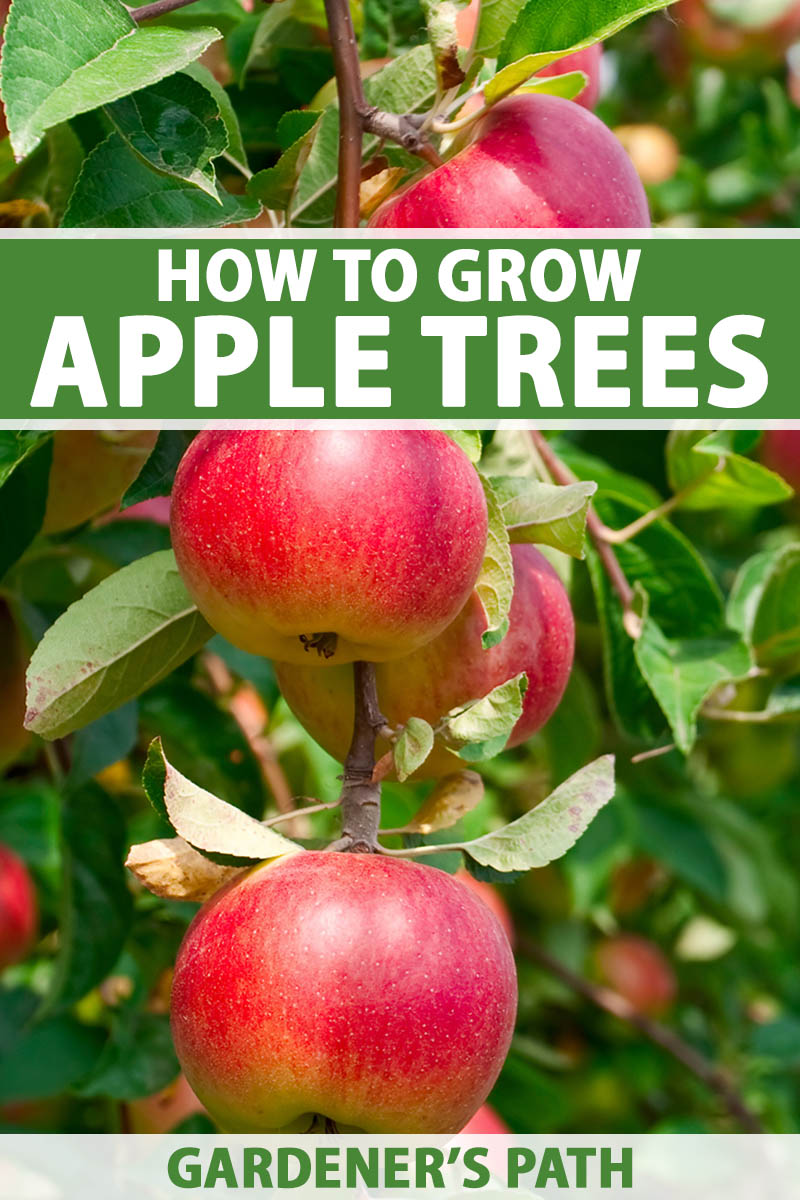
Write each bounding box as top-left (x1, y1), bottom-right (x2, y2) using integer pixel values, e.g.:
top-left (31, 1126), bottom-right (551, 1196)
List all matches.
top-left (595, 934), bottom-right (676, 1017)
top-left (275, 544), bottom-right (574, 779)
top-left (0, 844), bottom-right (37, 972)
top-left (369, 95), bottom-right (650, 228)
top-left (171, 431), bottom-right (488, 666)
top-left (0, 601), bottom-right (30, 771)
top-left (760, 429), bottom-right (800, 494)
top-left (43, 431), bottom-right (158, 534)
top-left (171, 852), bottom-right (517, 1133)
top-left (677, 0), bottom-right (800, 67)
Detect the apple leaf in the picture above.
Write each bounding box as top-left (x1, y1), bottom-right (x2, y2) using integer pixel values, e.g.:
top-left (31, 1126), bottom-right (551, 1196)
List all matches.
top-left (446, 430), bottom-right (483, 463)
top-left (462, 755), bottom-right (615, 873)
top-left (125, 836), bottom-right (242, 902)
top-left (492, 475), bottom-right (596, 558)
top-left (420, 0), bottom-right (465, 91)
top-left (393, 718), bottom-right (435, 782)
top-left (142, 738), bottom-right (301, 865)
top-left (484, 65), bottom-right (588, 106)
top-left (666, 430), bottom-right (792, 511)
top-left (442, 672), bottom-right (526, 761)
top-left (406, 771), bottom-right (485, 834)
top-left (25, 550), bottom-right (213, 739)
top-left (499, 0), bottom-right (673, 71)
top-left (0, 431), bottom-right (52, 488)
top-left (183, 61), bottom-right (248, 170)
top-left (633, 590), bottom-right (752, 755)
top-left (475, 0), bottom-right (527, 57)
top-left (0, 437), bottom-right (53, 580)
top-left (249, 112), bottom-right (322, 212)
top-left (62, 132), bottom-right (260, 228)
top-left (2, 0), bottom-right (221, 161)
top-left (762, 677), bottom-right (800, 718)
top-left (475, 475), bottom-right (515, 649)
top-left (728, 543), bottom-right (800, 665)
top-left (120, 431), bottom-right (193, 509)
top-left (106, 72), bottom-right (228, 199)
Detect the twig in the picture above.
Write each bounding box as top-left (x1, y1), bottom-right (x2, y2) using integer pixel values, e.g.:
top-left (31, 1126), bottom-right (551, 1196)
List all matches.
top-left (631, 743), bottom-right (677, 764)
top-left (262, 799), bottom-right (342, 827)
top-left (323, 0), bottom-right (365, 226)
top-left (702, 707), bottom-right (781, 725)
top-left (594, 461), bottom-right (724, 545)
top-left (530, 431), bottom-right (642, 639)
top-left (519, 936), bottom-right (763, 1134)
top-left (129, 0), bottom-right (200, 20)
top-left (338, 662), bottom-right (386, 852)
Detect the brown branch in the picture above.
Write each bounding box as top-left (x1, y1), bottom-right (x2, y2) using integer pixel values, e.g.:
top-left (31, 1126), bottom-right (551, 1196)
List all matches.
top-left (129, 0), bottom-right (200, 21)
top-left (323, 0), bottom-right (366, 227)
top-left (530, 431), bottom-right (642, 639)
top-left (338, 662), bottom-right (385, 852)
top-left (519, 936), bottom-right (763, 1134)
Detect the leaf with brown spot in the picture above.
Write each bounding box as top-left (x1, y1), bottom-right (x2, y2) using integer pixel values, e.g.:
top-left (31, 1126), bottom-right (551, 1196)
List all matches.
top-left (407, 771), bottom-right (485, 834)
top-left (125, 838), bottom-right (241, 902)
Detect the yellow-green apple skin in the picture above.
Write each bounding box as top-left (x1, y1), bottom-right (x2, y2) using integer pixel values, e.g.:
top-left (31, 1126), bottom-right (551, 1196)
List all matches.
top-left (275, 544), bottom-right (574, 779)
top-left (170, 430), bottom-right (488, 666)
top-left (170, 852), bottom-right (517, 1133)
top-left (43, 431), bottom-right (158, 534)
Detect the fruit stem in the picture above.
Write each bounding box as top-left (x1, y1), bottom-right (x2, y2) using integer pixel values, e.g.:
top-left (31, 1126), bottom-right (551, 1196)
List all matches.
top-left (338, 662), bottom-right (386, 852)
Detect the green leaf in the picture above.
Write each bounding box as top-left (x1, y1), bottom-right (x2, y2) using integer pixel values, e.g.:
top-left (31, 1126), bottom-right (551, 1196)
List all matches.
top-left (149, 0), bottom-right (248, 35)
top-left (0, 431), bottom-right (51, 489)
top-left (0, 438), bottom-right (52, 580)
top-left (77, 1012), bottom-right (179, 1101)
top-left (633, 590), bottom-right (752, 754)
top-left (475, 475), bottom-right (514, 647)
top-left (492, 475), bottom-right (596, 558)
top-left (475, 0), bottom-right (527, 57)
top-left (443, 672), bottom-right (526, 760)
top-left (763, 677), bottom-right (800, 717)
top-left (44, 783), bottom-right (133, 1013)
top-left (106, 73), bottom-right (228, 198)
top-left (292, 45), bottom-right (437, 226)
top-left (62, 131), bottom-right (259, 227)
top-left (3, 0), bottom-right (221, 161)
top-left (393, 717), bottom-right (435, 782)
top-left (248, 111), bottom-right (321, 212)
top-left (142, 738), bottom-right (299, 864)
top-left (183, 61), bottom-right (248, 170)
top-left (499, 0), bottom-right (673, 71)
top-left (463, 755), bottom-right (615, 872)
top-left (25, 550), bottom-right (213, 740)
top-left (420, 0), bottom-right (465, 91)
top-left (728, 543), bottom-right (800, 664)
top-left (120, 430), bottom-right (192, 509)
top-left (241, 2), bottom-right (298, 83)
top-left (0, 1008), bottom-right (104, 1103)
top-left (666, 430), bottom-right (793, 511)
top-left (484, 64), bottom-right (587, 105)
top-left (445, 430), bottom-right (483, 463)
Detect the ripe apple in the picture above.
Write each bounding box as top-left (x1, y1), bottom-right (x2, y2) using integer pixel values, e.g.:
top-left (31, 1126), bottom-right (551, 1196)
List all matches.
top-left (760, 429), bottom-right (800, 494)
top-left (460, 1103), bottom-right (510, 1134)
top-left (275, 544), bottom-right (575, 779)
top-left (43, 431), bottom-right (159, 534)
top-left (0, 600), bottom-right (30, 772)
top-left (368, 94), bottom-right (650, 228)
top-left (170, 431), bottom-right (488, 666)
top-left (595, 934), bottom-right (677, 1017)
top-left (677, 0), bottom-right (800, 67)
top-left (0, 844), bottom-right (37, 972)
top-left (171, 852), bottom-right (517, 1133)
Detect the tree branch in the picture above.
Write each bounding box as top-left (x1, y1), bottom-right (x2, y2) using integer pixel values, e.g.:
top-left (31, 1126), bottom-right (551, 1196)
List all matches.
top-left (323, 0), bottom-right (366, 226)
top-left (519, 936), bottom-right (763, 1134)
top-left (530, 431), bottom-right (642, 639)
top-left (129, 0), bottom-right (200, 21)
top-left (338, 662), bottom-right (386, 851)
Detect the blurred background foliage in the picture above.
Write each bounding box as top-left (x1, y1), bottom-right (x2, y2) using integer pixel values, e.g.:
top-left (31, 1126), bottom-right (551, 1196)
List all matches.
top-left (1, 425), bottom-right (799, 1135)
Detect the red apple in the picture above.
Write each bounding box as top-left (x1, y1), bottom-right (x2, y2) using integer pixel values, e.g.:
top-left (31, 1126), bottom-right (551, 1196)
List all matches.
top-left (43, 431), bottom-right (159, 534)
top-left (0, 600), bottom-right (30, 772)
top-left (369, 94), bottom-right (650, 228)
top-left (760, 429), bottom-right (800, 494)
top-left (170, 431), bottom-right (488, 667)
top-left (595, 934), bottom-right (677, 1017)
top-left (461, 1103), bottom-right (510, 1134)
top-left (171, 852), bottom-right (517, 1133)
top-left (0, 844), bottom-right (37, 972)
top-left (677, 0), bottom-right (800, 67)
top-left (275, 544), bottom-right (575, 779)
top-left (128, 1074), bottom-right (208, 1133)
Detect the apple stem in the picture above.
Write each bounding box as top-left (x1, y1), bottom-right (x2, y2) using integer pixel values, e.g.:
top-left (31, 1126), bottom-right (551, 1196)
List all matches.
top-left (338, 661), bottom-right (386, 851)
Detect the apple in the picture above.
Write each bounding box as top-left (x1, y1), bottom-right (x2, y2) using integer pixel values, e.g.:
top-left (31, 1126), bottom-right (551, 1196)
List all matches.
top-left (170, 431), bottom-right (488, 667)
top-left (0, 600), bottom-right (30, 771)
top-left (760, 429), bottom-right (800, 494)
top-left (0, 844), bottom-right (37, 972)
top-left (595, 934), bottom-right (676, 1017)
top-left (128, 1074), bottom-right (208, 1133)
top-left (677, 0), bottom-right (800, 67)
top-left (460, 1103), bottom-right (510, 1134)
top-left (42, 431), bottom-right (159, 534)
top-left (613, 124), bottom-right (681, 186)
top-left (275, 544), bottom-right (575, 779)
top-left (369, 94), bottom-right (650, 228)
top-left (171, 852), bottom-right (517, 1133)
